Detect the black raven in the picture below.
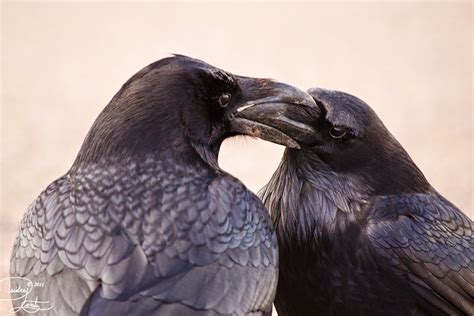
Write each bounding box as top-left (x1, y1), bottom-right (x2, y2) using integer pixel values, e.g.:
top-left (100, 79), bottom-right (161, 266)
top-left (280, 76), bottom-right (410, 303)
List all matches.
top-left (10, 55), bottom-right (316, 315)
top-left (254, 88), bottom-right (474, 315)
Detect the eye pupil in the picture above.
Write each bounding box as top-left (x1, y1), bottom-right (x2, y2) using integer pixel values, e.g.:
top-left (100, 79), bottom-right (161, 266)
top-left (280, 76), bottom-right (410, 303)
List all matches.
top-left (219, 93), bottom-right (231, 107)
top-left (329, 126), bottom-right (347, 139)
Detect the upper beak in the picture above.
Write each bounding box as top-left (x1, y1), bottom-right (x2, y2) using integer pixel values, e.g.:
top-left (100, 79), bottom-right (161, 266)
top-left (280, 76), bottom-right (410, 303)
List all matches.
top-left (228, 77), bottom-right (318, 149)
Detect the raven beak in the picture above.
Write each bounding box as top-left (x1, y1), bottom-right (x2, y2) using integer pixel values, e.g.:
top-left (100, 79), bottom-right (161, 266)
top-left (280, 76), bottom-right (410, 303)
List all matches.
top-left (229, 78), bottom-right (317, 149)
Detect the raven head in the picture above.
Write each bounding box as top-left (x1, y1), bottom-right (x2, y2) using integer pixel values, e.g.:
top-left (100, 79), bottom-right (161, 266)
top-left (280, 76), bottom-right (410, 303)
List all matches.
top-left (245, 87), bottom-right (430, 195)
top-left (74, 55), bottom-right (316, 167)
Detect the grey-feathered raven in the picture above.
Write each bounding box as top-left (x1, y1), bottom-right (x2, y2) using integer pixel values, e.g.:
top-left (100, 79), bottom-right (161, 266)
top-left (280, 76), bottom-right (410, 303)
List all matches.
top-left (10, 55), bottom-right (316, 315)
top-left (253, 88), bottom-right (474, 315)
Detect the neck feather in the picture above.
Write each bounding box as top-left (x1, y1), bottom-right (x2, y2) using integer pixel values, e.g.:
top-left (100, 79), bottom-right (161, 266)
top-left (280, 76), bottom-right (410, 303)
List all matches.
top-left (261, 149), bottom-right (368, 246)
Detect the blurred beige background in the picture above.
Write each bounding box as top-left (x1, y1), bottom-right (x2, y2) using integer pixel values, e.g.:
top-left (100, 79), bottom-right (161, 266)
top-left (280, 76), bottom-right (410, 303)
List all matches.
top-left (1, 1), bottom-right (472, 314)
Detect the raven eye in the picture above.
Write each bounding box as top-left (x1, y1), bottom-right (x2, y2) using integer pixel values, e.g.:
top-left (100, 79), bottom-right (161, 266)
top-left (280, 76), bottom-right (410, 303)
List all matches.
top-left (329, 126), bottom-right (347, 139)
top-left (218, 93), bottom-right (231, 107)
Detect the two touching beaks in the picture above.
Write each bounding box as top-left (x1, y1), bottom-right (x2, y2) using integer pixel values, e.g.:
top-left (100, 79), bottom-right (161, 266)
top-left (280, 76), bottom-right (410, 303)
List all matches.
top-left (234, 83), bottom-right (327, 149)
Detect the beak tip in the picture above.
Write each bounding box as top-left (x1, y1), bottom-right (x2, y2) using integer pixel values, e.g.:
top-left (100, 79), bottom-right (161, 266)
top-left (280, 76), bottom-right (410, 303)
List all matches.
top-left (287, 140), bottom-right (301, 149)
top-left (301, 93), bottom-right (318, 108)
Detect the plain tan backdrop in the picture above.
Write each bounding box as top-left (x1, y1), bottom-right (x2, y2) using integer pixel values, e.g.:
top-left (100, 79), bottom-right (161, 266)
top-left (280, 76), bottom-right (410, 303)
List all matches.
top-left (1, 1), bottom-right (472, 313)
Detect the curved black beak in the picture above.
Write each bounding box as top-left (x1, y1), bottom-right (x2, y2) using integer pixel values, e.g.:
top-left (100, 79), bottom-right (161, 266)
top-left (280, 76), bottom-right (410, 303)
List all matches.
top-left (229, 77), bottom-right (318, 149)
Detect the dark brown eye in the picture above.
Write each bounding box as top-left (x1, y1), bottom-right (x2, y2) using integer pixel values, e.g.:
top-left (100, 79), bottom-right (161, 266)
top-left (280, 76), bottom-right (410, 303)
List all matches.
top-left (218, 93), bottom-right (231, 107)
top-left (329, 126), bottom-right (347, 139)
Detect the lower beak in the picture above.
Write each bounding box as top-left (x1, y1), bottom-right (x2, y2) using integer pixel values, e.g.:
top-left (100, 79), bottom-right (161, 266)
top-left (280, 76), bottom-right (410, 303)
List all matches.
top-left (228, 80), bottom-right (317, 148)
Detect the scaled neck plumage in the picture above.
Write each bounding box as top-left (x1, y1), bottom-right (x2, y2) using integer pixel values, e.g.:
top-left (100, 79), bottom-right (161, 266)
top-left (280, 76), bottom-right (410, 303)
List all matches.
top-left (262, 148), bottom-right (369, 245)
